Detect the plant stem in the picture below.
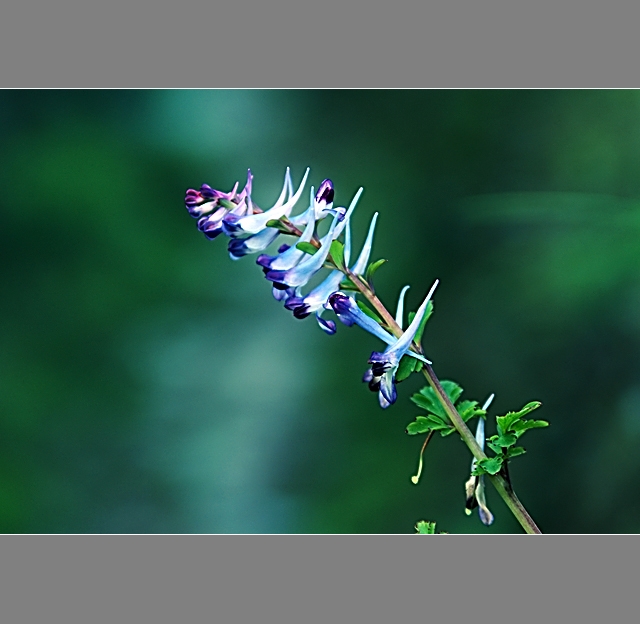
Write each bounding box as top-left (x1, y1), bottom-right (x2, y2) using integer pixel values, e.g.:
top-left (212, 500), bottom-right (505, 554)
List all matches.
top-left (346, 268), bottom-right (542, 534)
top-left (420, 365), bottom-right (541, 534)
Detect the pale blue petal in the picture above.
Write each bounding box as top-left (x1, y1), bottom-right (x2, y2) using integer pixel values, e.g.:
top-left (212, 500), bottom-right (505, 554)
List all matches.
top-left (272, 188), bottom-right (361, 288)
top-left (231, 168), bottom-right (310, 235)
top-left (350, 212), bottom-right (378, 275)
top-left (383, 279), bottom-right (438, 362)
top-left (395, 285), bottom-right (410, 329)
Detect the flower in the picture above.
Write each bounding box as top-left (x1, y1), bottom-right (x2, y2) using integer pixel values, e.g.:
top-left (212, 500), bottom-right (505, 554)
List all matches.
top-left (328, 292), bottom-right (399, 345)
top-left (464, 394), bottom-right (495, 526)
top-left (278, 210), bottom-right (380, 335)
top-left (222, 168), bottom-right (309, 237)
top-left (185, 181), bottom-right (238, 219)
top-left (265, 188), bottom-right (362, 290)
top-left (228, 226), bottom-right (281, 260)
top-left (283, 218), bottom-right (353, 334)
top-left (256, 193), bottom-right (318, 272)
top-left (189, 171), bottom-right (254, 240)
top-left (363, 280), bottom-right (439, 408)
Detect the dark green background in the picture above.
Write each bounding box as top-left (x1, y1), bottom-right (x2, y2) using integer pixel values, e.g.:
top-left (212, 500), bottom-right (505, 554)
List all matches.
top-left (2, 90), bottom-right (639, 533)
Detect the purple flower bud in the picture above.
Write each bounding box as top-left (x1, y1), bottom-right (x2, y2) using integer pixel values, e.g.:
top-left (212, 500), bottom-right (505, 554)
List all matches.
top-left (198, 206), bottom-right (228, 240)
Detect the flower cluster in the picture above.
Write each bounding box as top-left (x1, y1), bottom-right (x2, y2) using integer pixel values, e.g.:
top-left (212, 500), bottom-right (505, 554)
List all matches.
top-left (184, 167), bottom-right (437, 408)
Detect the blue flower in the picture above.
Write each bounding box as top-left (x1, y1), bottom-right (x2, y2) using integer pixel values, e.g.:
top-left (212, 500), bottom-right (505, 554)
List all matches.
top-left (307, 211), bottom-right (379, 334)
top-left (465, 395), bottom-right (495, 526)
top-left (265, 188), bottom-right (362, 290)
top-left (256, 189), bottom-right (318, 272)
top-left (328, 292), bottom-right (398, 344)
top-left (362, 280), bottom-right (438, 408)
top-left (233, 178), bottom-right (338, 263)
top-left (222, 168), bottom-right (309, 237)
top-left (228, 226), bottom-right (281, 260)
top-left (283, 218), bottom-right (353, 333)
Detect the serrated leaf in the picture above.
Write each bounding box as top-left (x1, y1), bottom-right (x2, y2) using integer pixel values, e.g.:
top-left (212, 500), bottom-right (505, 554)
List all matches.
top-left (494, 433), bottom-right (518, 447)
top-left (496, 402), bottom-right (542, 434)
top-left (477, 457), bottom-right (504, 475)
top-left (439, 380), bottom-right (464, 405)
top-left (415, 520), bottom-right (436, 534)
top-left (457, 400), bottom-right (485, 422)
top-left (411, 391), bottom-right (445, 418)
top-left (406, 417), bottom-right (431, 435)
top-left (487, 440), bottom-right (503, 454)
top-left (365, 259), bottom-right (388, 283)
top-left (296, 241), bottom-right (319, 255)
top-left (411, 381), bottom-right (463, 420)
top-left (408, 300), bottom-right (434, 344)
top-left (329, 240), bottom-right (345, 270)
top-left (507, 446), bottom-right (526, 458)
top-left (496, 415), bottom-right (518, 436)
top-left (510, 419), bottom-right (549, 436)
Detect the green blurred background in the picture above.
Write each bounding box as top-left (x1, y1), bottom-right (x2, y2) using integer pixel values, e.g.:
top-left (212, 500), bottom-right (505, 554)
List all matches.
top-left (2, 90), bottom-right (640, 533)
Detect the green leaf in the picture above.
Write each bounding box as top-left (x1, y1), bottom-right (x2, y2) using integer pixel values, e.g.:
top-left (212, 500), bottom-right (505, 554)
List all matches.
top-left (439, 380), bottom-right (464, 405)
top-left (518, 401), bottom-right (543, 417)
top-left (496, 402), bottom-right (543, 435)
top-left (424, 414), bottom-right (449, 428)
top-left (411, 391), bottom-right (445, 418)
top-left (510, 419), bottom-right (549, 436)
top-left (406, 414), bottom-right (454, 435)
top-left (265, 218), bottom-right (292, 234)
top-left (438, 426), bottom-right (457, 437)
top-left (339, 277), bottom-right (359, 292)
top-left (487, 440), bottom-right (504, 454)
top-left (357, 300), bottom-right (382, 323)
top-left (411, 381), bottom-right (463, 419)
top-left (407, 300), bottom-right (434, 344)
top-left (476, 456), bottom-right (504, 475)
top-left (329, 240), bottom-right (345, 270)
top-left (406, 417), bottom-right (431, 435)
top-left (396, 356), bottom-right (419, 383)
top-left (296, 241), bottom-right (319, 255)
top-left (415, 520), bottom-right (436, 534)
top-left (219, 199), bottom-right (236, 209)
top-left (496, 415), bottom-right (517, 436)
top-left (457, 400), bottom-right (485, 423)
top-left (507, 446), bottom-right (526, 458)
top-left (492, 433), bottom-right (518, 448)
top-left (365, 259), bottom-right (388, 283)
